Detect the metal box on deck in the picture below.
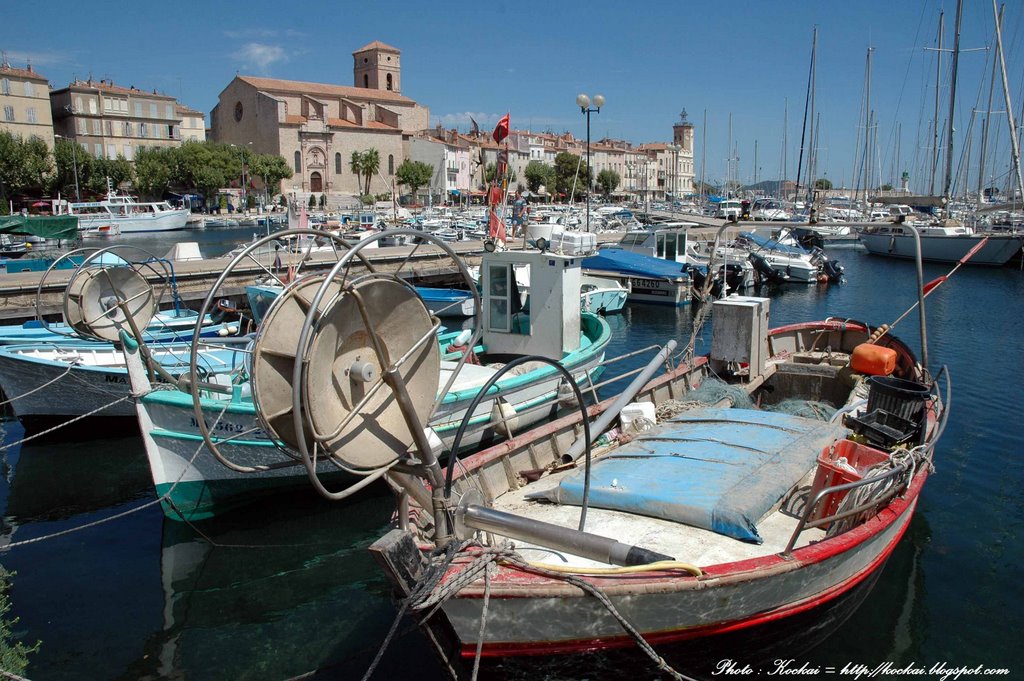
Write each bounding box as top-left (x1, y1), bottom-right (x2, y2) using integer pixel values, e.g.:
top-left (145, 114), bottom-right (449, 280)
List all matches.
top-left (710, 296), bottom-right (770, 379)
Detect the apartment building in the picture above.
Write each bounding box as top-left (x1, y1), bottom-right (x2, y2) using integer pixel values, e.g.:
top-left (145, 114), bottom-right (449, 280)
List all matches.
top-left (0, 60), bottom-right (54, 148)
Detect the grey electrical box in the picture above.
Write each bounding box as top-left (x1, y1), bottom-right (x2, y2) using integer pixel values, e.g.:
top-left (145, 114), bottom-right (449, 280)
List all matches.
top-left (711, 296), bottom-right (770, 379)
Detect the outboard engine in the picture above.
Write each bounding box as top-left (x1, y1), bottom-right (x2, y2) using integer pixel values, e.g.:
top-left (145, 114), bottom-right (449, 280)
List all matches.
top-left (748, 252), bottom-right (787, 284)
top-left (823, 257), bottom-right (844, 283)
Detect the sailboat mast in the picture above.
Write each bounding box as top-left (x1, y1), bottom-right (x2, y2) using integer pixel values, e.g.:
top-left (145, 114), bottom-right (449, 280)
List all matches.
top-left (700, 108), bottom-right (707, 206)
top-left (977, 5), bottom-right (1002, 206)
top-left (781, 98), bottom-right (788, 198)
top-left (795, 27), bottom-right (816, 204)
top-left (991, 0), bottom-right (1024, 203)
top-left (930, 11), bottom-right (944, 196)
top-left (942, 0), bottom-right (964, 203)
top-left (807, 32), bottom-right (818, 205)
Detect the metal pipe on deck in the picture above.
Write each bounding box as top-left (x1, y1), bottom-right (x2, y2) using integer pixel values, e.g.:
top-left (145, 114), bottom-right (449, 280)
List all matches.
top-left (455, 497), bottom-right (673, 567)
top-left (564, 339), bottom-right (677, 463)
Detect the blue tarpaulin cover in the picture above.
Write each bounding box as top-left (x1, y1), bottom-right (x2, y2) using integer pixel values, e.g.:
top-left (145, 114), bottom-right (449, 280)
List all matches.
top-left (527, 408), bottom-right (848, 543)
top-left (581, 248), bottom-right (687, 280)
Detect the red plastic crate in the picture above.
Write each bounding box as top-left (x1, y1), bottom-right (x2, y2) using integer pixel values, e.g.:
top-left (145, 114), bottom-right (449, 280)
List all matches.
top-left (808, 440), bottom-right (890, 523)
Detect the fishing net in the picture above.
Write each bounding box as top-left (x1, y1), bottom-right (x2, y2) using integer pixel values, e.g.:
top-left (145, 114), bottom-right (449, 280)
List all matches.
top-left (763, 399), bottom-right (837, 422)
top-left (655, 378), bottom-right (753, 421)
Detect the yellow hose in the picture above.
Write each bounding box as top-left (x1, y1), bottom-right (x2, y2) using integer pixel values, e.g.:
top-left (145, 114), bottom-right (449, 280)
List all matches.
top-left (518, 559), bottom-right (703, 577)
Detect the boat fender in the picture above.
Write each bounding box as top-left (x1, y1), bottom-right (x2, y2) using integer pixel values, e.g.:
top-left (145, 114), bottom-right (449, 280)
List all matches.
top-left (490, 399), bottom-right (518, 437)
top-left (557, 380), bottom-right (578, 408)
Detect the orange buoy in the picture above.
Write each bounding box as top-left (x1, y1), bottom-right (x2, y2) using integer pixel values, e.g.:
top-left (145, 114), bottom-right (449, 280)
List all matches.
top-left (851, 343), bottom-right (897, 376)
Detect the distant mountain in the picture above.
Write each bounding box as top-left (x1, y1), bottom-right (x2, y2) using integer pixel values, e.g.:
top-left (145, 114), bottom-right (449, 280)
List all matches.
top-left (740, 180), bottom-right (795, 195)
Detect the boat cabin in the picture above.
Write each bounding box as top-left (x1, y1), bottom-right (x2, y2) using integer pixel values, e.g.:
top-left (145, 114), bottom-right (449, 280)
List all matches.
top-left (480, 250), bottom-right (582, 358)
top-left (616, 222), bottom-right (696, 266)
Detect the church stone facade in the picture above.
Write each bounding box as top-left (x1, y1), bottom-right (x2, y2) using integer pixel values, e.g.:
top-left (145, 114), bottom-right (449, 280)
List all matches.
top-left (210, 41), bottom-right (428, 198)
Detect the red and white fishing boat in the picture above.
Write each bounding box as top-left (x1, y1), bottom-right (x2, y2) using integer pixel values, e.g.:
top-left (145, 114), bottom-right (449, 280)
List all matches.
top-left (364, 299), bottom-right (948, 677)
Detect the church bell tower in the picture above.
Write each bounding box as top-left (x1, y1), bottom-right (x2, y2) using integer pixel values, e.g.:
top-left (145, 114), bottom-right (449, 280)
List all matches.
top-left (352, 41), bottom-right (401, 93)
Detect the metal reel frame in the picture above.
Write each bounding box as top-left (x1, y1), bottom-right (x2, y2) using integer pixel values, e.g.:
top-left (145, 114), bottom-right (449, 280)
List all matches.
top-left (290, 228), bottom-right (483, 500)
top-left (34, 247), bottom-right (100, 338)
top-left (61, 245), bottom-right (171, 342)
top-left (187, 228), bottom-right (376, 474)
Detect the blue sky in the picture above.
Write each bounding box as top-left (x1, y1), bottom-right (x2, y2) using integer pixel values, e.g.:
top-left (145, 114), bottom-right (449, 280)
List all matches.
top-left (5, 0), bottom-right (1023, 194)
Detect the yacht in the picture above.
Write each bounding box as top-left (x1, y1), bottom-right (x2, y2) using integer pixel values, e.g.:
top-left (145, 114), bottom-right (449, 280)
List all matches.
top-left (54, 182), bottom-right (189, 233)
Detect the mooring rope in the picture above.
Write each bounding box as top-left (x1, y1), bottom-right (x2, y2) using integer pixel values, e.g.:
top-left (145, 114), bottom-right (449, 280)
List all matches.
top-left (0, 362), bottom-right (77, 407)
top-left (0, 394), bottom-right (134, 453)
top-left (364, 540), bottom-right (695, 681)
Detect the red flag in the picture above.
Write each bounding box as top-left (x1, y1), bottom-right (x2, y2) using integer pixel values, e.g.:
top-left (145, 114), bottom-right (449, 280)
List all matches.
top-left (488, 208), bottom-right (506, 243)
top-left (492, 113), bottom-right (510, 144)
top-left (958, 237), bottom-right (989, 265)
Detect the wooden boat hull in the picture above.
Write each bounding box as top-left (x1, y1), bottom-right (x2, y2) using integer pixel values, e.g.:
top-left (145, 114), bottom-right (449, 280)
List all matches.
top-left (370, 319), bottom-right (940, 672)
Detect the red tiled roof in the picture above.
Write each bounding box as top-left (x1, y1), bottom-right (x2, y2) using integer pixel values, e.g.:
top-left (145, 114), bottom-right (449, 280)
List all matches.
top-left (237, 75), bottom-right (414, 105)
top-left (54, 79), bottom-right (176, 100)
top-left (353, 41), bottom-right (400, 54)
top-left (0, 64), bottom-right (48, 81)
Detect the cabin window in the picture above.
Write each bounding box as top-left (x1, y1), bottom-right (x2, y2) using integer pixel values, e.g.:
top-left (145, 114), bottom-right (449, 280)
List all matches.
top-left (665, 234), bottom-right (678, 261)
top-left (487, 263), bottom-right (512, 333)
top-left (656, 233), bottom-right (665, 258)
top-left (335, 152), bottom-right (342, 174)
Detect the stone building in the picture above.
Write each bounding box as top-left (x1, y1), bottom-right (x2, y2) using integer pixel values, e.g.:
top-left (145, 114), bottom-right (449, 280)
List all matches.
top-left (210, 41), bottom-right (429, 202)
top-left (50, 79), bottom-right (185, 161)
top-left (0, 60), bottom-right (54, 148)
top-left (177, 105), bottom-right (207, 143)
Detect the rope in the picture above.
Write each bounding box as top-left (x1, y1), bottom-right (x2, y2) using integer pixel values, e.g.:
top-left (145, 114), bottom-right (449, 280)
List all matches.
top-left (0, 362), bottom-right (76, 407)
top-left (0, 394), bottom-right (134, 453)
top-left (382, 541), bottom-right (694, 681)
top-left (0, 499), bottom-right (165, 550)
top-left (0, 669), bottom-right (32, 681)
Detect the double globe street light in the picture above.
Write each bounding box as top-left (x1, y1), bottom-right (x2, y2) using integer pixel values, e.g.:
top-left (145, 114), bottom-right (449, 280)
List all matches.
top-left (576, 93), bottom-right (605, 233)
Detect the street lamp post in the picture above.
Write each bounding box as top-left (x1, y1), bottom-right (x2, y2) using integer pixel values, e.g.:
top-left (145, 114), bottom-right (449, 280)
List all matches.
top-left (668, 143), bottom-right (681, 212)
top-left (54, 133), bottom-right (80, 202)
top-left (576, 93), bottom-right (604, 233)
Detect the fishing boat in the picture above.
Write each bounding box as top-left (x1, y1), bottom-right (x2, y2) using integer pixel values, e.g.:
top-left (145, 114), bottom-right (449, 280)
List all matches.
top-left (579, 274), bottom-right (627, 315)
top-left (117, 231), bottom-right (611, 521)
top-left (857, 223), bottom-right (1024, 265)
top-left (0, 337), bottom-right (248, 428)
top-left (0, 308), bottom-right (216, 346)
top-left (364, 293), bottom-right (948, 677)
top-left (53, 181), bottom-right (189, 234)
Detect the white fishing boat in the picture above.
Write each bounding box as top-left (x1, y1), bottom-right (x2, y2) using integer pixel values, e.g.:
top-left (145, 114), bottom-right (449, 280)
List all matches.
top-left (113, 231), bottom-right (612, 521)
top-left (54, 182), bottom-right (189, 234)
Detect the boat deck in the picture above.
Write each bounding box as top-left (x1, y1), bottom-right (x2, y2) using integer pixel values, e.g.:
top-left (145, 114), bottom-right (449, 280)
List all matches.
top-left (492, 467), bottom-right (825, 569)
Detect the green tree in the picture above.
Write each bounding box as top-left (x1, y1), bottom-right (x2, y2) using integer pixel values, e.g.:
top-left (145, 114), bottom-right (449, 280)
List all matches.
top-left (20, 136), bottom-right (52, 195)
top-left (361, 148), bottom-right (380, 195)
top-left (249, 153), bottom-right (292, 203)
top-left (349, 152), bottom-right (364, 194)
top-left (52, 137), bottom-right (89, 200)
top-left (0, 568), bottom-right (40, 675)
top-left (87, 156), bottom-right (135, 195)
top-left (308, 193), bottom-right (316, 209)
top-left (484, 163), bottom-right (517, 184)
top-left (880, 183), bottom-right (893, 191)
top-left (133, 147), bottom-right (173, 198)
top-left (395, 159), bottom-right (434, 201)
top-left (814, 178), bottom-right (833, 190)
top-left (0, 132), bottom-right (29, 210)
top-left (554, 152), bottom-right (589, 202)
top-left (524, 160), bottom-right (554, 194)
top-left (596, 169), bottom-right (621, 198)
top-left (318, 193), bottom-right (326, 209)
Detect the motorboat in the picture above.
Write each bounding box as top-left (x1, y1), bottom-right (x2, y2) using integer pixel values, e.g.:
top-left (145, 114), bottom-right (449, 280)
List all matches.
top-left (736, 231), bottom-right (842, 284)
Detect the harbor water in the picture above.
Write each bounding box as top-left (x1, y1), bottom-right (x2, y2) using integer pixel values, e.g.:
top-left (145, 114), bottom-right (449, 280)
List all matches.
top-left (1, 243), bottom-right (1021, 680)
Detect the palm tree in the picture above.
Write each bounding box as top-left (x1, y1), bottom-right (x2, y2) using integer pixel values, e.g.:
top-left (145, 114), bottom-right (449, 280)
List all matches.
top-left (349, 151), bottom-right (364, 195)
top-left (361, 148), bottom-right (380, 195)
